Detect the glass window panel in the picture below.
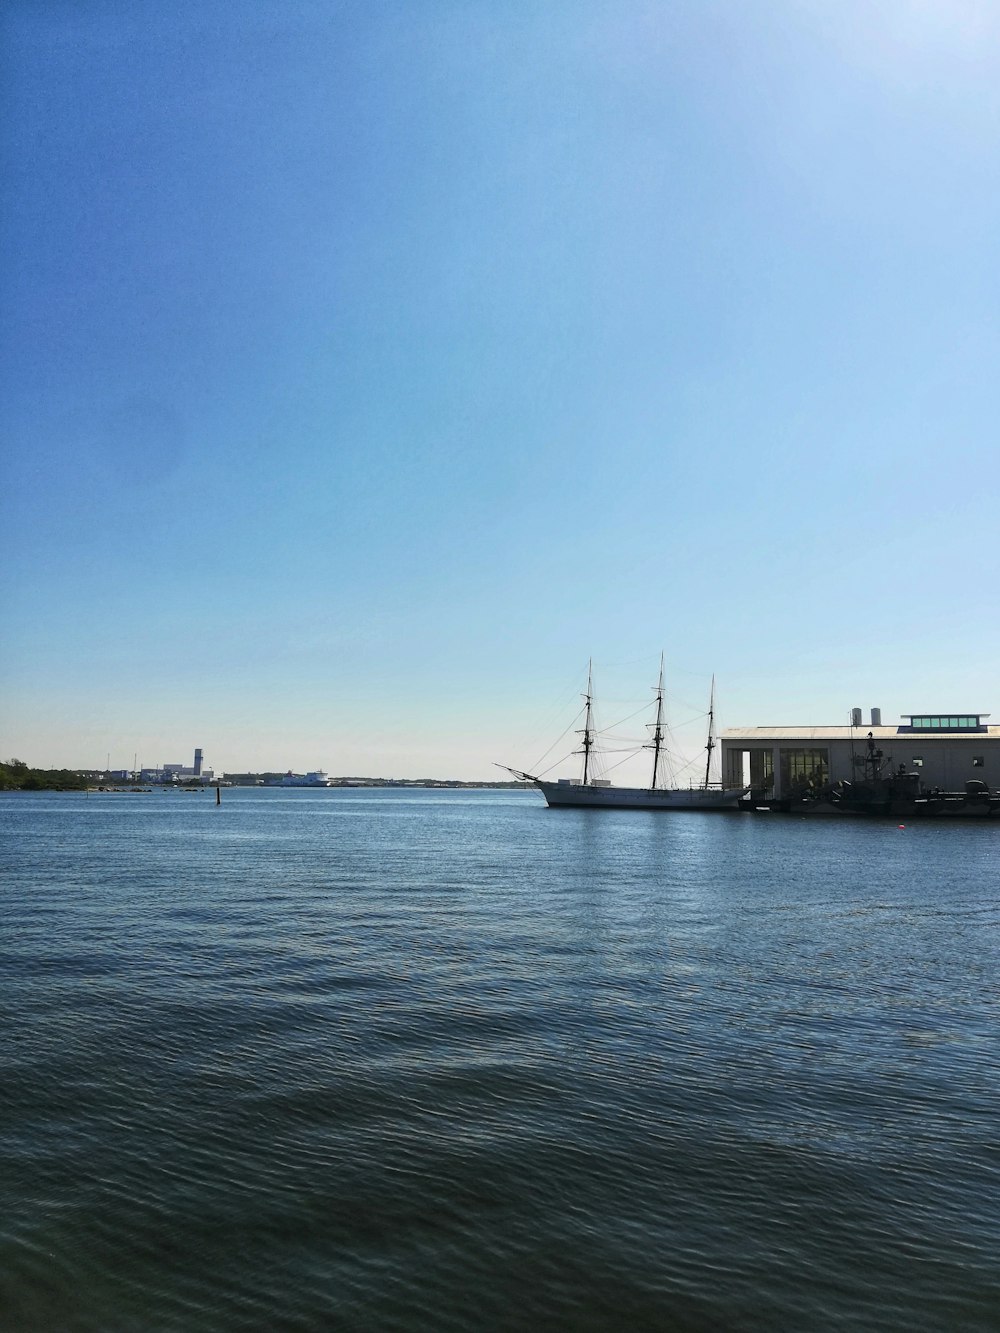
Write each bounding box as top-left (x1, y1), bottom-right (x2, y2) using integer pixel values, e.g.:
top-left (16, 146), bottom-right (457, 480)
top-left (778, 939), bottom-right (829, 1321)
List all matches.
top-left (749, 750), bottom-right (774, 791)
top-left (779, 748), bottom-right (830, 792)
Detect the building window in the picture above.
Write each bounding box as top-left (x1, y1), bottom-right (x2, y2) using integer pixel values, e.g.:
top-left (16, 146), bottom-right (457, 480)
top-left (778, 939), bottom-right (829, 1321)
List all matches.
top-left (907, 715), bottom-right (980, 731)
top-left (779, 748), bottom-right (829, 794)
top-left (973, 756), bottom-right (985, 767)
top-left (749, 750), bottom-right (774, 792)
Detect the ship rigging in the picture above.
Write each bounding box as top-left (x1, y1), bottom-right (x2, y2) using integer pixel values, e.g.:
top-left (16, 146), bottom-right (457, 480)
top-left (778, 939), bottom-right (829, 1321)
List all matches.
top-left (499, 659), bottom-right (748, 811)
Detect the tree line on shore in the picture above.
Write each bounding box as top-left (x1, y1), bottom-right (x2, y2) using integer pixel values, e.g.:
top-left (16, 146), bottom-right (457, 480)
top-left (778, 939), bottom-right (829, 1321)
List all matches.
top-left (0, 759), bottom-right (89, 791)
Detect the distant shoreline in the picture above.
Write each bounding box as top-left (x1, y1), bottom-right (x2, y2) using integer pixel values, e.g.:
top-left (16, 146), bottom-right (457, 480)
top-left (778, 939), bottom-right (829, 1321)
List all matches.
top-left (0, 764), bottom-right (532, 794)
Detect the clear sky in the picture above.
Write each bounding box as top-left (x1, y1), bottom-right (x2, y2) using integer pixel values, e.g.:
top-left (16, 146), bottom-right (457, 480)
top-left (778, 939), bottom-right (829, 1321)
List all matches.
top-left (2, 0), bottom-right (998, 779)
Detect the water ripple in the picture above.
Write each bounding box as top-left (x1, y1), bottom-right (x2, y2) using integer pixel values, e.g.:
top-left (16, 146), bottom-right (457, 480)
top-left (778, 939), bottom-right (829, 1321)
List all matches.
top-left (1, 790), bottom-right (998, 1330)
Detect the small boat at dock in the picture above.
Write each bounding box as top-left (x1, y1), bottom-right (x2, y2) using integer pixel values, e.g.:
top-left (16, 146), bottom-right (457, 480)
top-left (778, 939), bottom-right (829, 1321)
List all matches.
top-left (825, 735), bottom-right (1000, 818)
top-left (756, 731), bottom-right (1000, 818)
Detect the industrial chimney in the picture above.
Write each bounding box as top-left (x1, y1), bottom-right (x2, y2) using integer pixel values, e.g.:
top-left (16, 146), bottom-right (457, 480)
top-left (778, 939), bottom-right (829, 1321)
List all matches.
top-left (851, 708), bottom-right (863, 727)
top-left (870, 708), bottom-right (882, 727)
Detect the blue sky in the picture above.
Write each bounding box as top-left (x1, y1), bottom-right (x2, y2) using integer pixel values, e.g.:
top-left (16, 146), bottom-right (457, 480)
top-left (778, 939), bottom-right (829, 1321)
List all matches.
top-left (3, 0), bottom-right (998, 778)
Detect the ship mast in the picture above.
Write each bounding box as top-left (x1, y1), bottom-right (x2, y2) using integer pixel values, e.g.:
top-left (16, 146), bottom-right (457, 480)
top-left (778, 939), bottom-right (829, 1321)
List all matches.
top-left (579, 659), bottom-right (595, 785)
top-left (649, 654), bottom-right (666, 789)
top-left (703, 675), bottom-right (716, 788)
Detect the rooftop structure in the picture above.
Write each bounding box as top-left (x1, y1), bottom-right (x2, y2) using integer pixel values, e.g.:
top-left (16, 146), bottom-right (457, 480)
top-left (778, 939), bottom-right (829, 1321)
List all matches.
top-left (898, 714), bottom-right (989, 732)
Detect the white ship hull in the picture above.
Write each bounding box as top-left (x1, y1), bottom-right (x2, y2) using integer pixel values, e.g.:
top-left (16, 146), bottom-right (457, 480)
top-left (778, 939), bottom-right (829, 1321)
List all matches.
top-left (536, 780), bottom-right (747, 810)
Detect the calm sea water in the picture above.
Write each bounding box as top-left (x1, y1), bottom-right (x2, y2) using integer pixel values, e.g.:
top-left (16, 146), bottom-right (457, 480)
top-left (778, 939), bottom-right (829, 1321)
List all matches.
top-left (1, 787), bottom-right (998, 1332)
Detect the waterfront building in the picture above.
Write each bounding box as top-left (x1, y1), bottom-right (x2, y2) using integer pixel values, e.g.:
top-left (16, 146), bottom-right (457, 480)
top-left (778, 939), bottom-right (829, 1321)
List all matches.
top-left (721, 710), bottom-right (999, 799)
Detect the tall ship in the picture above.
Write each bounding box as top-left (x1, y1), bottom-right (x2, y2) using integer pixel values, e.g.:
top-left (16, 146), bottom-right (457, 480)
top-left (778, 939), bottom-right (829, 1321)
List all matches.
top-left (502, 660), bottom-right (749, 810)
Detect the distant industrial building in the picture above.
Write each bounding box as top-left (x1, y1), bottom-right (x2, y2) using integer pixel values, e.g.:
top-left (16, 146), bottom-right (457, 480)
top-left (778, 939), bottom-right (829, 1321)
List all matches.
top-left (135, 748), bottom-right (215, 784)
top-left (721, 710), bottom-right (999, 799)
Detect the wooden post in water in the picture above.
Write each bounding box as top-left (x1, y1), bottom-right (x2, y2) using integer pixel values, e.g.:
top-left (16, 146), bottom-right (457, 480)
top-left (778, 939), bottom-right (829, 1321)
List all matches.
top-left (215, 783), bottom-right (221, 806)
